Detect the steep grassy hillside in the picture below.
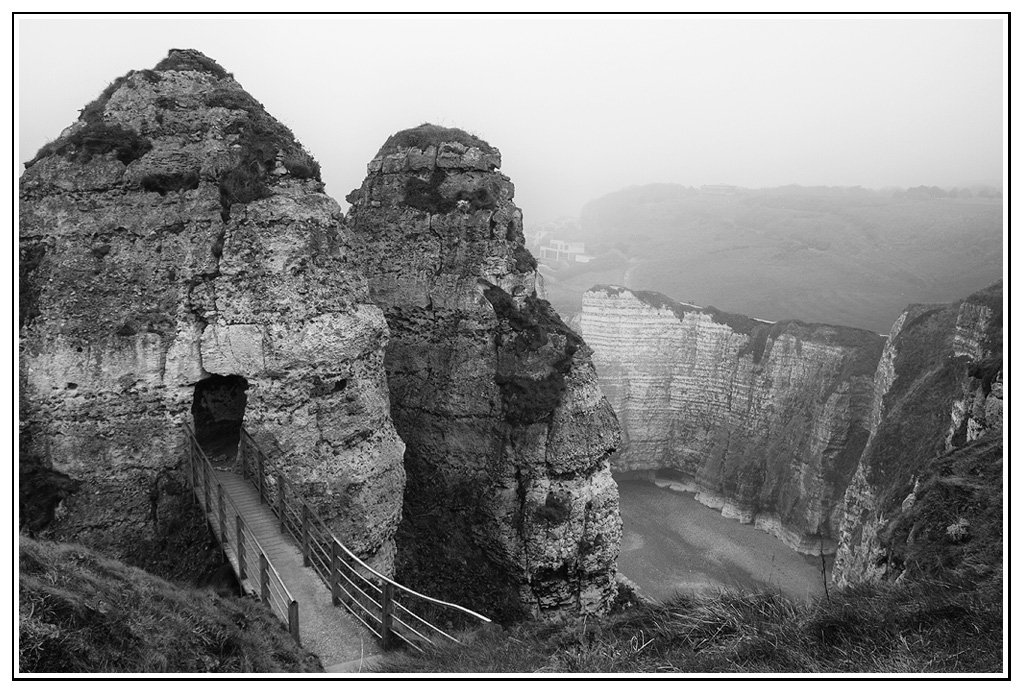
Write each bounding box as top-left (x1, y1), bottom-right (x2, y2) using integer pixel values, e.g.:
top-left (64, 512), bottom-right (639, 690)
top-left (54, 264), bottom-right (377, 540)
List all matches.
top-left (19, 537), bottom-right (322, 674)
top-left (539, 185), bottom-right (1002, 332)
top-left (377, 576), bottom-right (1001, 673)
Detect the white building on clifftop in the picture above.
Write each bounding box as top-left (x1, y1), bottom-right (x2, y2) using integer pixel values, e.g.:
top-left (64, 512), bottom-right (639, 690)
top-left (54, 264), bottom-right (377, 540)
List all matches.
top-left (539, 239), bottom-right (593, 263)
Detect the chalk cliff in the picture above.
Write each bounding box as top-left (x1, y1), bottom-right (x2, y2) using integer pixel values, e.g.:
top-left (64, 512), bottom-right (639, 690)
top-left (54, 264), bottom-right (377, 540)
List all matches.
top-left (832, 282), bottom-right (1003, 585)
top-left (579, 286), bottom-right (885, 554)
top-left (346, 125), bottom-right (622, 619)
top-left (19, 50), bottom-right (405, 573)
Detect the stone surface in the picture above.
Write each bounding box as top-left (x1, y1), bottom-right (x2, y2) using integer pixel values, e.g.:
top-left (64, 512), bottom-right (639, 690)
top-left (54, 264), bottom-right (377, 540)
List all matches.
top-left (19, 50), bottom-right (405, 573)
top-left (579, 286), bottom-right (886, 555)
top-left (831, 282), bottom-right (1003, 585)
top-left (347, 125), bottom-right (622, 618)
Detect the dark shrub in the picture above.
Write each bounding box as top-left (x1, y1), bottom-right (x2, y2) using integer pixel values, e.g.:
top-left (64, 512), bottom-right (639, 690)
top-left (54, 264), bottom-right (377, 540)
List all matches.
top-left (27, 122), bottom-right (152, 168)
top-left (219, 162), bottom-right (270, 219)
top-left (204, 88), bottom-right (260, 112)
top-left (282, 150), bottom-right (321, 180)
top-left (216, 111), bottom-right (321, 218)
top-left (513, 246), bottom-right (538, 272)
top-left (141, 171), bottom-right (200, 195)
top-left (484, 285), bottom-right (582, 424)
top-left (68, 123), bottom-right (152, 165)
top-left (404, 169), bottom-right (456, 214)
top-left (78, 74), bottom-right (130, 124)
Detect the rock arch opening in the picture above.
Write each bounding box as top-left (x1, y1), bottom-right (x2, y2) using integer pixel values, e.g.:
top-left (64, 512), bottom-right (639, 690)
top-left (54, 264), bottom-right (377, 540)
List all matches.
top-left (191, 375), bottom-right (248, 460)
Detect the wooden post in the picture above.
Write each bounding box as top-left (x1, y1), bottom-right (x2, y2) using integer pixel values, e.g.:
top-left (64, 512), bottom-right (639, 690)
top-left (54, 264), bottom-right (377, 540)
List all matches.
top-left (188, 438), bottom-right (195, 490)
top-left (217, 484), bottom-right (227, 560)
top-left (331, 541), bottom-right (340, 606)
top-left (301, 504), bottom-right (310, 567)
top-left (190, 440), bottom-right (199, 494)
top-left (288, 600), bottom-right (301, 646)
top-left (236, 515), bottom-right (246, 581)
top-left (257, 451), bottom-right (265, 504)
top-left (380, 583), bottom-right (395, 649)
top-left (259, 553), bottom-right (269, 605)
top-left (277, 474), bottom-right (286, 534)
top-left (202, 455), bottom-right (211, 512)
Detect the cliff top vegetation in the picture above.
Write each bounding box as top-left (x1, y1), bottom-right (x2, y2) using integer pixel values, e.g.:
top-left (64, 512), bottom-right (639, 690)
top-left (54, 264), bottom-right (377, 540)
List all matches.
top-left (593, 285), bottom-right (886, 370)
top-left (862, 282), bottom-right (1003, 528)
top-left (24, 48), bottom-right (321, 220)
top-left (376, 576), bottom-right (1002, 673)
top-left (376, 123), bottom-right (496, 157)
top-left (594, 285), bottom-right (765, 334)
top-left (154, 48), bottom-right (230, 78)
top-left (19, 537), bottom-right (322, 674)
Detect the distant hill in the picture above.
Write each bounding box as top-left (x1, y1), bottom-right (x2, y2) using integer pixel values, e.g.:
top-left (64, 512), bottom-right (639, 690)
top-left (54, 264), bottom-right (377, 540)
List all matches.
top-left (537, 184), bottom-right (1002, 333)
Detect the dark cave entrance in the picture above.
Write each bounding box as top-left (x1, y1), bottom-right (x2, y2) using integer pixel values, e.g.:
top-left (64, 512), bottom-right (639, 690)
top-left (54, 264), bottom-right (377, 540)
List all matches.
top-left (191, 375), bottom-right (248, 460)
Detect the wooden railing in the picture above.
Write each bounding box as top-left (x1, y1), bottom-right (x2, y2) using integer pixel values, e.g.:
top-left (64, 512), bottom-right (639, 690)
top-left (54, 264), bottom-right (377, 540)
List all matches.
top-left (183, 423), bottom-right (301, 645)
top-left (238, 427), bottom-right (491, 652)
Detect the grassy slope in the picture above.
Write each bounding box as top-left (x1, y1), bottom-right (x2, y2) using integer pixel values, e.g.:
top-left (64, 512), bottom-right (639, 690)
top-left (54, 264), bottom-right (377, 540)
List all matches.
top-left (541, 185), bottom-right (1002, 332)
top-left (19, 536), bottom-right (323, 674)
top-left (378, 577), bottom-right (1001, 674)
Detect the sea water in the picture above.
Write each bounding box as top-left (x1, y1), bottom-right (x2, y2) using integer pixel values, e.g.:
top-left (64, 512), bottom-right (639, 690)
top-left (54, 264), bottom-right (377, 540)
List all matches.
top-left (616, 479), bottom-right (831, 602)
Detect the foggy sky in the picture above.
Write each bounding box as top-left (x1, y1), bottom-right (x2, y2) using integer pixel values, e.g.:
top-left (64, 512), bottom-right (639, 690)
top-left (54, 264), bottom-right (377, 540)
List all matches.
top-left (17, 14), bottom-right (1005, 224)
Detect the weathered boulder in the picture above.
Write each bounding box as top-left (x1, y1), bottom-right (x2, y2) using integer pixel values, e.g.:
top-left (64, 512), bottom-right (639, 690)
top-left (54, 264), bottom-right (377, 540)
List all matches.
top-left (19, 49), bottom-right (405, 573)
top-left (579, 286), bottom-right (885, 554)
top-left (346, 124), bottom-right (622, 619)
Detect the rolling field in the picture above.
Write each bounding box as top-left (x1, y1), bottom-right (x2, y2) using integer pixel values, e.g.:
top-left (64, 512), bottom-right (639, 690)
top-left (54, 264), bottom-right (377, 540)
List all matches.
top-left (536, 185), bottom-right (1003, 333)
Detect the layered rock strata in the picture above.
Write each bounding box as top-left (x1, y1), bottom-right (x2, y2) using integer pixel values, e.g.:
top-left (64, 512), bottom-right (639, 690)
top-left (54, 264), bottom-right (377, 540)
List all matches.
top-left (580, 286), bottom-right (886, 554)
top-left (346, 125), bottom-right (622, 619)
top-left (19, 50), bottom-right (405, 572)
top-left (832, 282), bottom-right (1003, 585)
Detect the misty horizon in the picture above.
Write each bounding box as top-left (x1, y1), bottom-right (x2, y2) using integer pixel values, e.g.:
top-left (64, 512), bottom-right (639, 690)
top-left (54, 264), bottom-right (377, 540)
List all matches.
top-left (17, 13), bottom-right (1005, 224)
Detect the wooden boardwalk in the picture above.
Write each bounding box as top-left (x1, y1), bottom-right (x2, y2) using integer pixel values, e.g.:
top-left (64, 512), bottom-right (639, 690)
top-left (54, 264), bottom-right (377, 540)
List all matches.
top-left (210, 468), bottom-right (383, 672)
top-left (185, 423), bottom-right (491, 670)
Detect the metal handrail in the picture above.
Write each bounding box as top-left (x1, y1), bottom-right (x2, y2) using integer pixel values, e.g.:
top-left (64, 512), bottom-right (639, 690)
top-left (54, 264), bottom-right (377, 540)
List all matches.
top-left (237, 427), bottom-right (491, 649)
top-left (183, 423), bottom-right (301, 645)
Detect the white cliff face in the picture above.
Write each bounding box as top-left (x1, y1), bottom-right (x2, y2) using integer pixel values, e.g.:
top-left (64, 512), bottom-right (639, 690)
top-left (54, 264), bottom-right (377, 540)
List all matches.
top-left (19, 51), bottom-right (405, 572)
top-left (580, 286), bottom-right (885, 555)
top-left (832, 283), bottom-right (1003, 586)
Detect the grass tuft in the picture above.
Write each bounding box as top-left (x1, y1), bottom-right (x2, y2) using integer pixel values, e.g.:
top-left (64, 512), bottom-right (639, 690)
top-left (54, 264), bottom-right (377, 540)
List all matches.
top-left (141, 171), bottom-right (200, 195)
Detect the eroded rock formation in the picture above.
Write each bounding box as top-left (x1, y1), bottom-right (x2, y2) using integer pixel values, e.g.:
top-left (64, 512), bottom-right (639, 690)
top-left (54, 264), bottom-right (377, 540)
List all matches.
top-left (19, 49), bottom-right (405, 572)
top-left (346, 125), bottom-right (622, 619)
top-left (579, 286), bottom-right (885, 554)
top-left (832, 282), bottom-right (1003, 585)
